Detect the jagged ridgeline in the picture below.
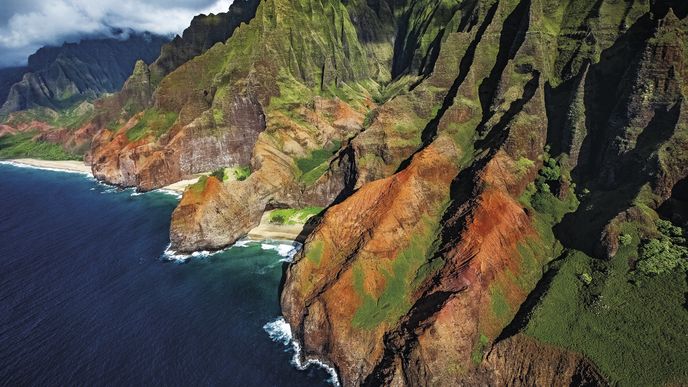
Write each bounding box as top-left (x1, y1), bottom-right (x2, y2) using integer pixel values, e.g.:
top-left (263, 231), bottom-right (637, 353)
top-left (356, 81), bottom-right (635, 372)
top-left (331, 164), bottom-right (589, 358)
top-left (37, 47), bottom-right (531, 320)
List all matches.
top-left (2, 0), bottom-right (688, 385)
top-left (0, 32), bottom-right (170, 159)
top-left (0, 33), bottom-right (169, 115)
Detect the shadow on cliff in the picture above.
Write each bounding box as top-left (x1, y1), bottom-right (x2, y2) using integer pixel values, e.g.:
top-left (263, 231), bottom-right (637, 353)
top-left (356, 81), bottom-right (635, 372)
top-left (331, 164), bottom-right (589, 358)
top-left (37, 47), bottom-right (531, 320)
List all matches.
top-left (394, 0), bottom-right (500, 175)
top-left (363, 58), bottom-right (542, 387)
top-left (548, 10), bottom-right (682, 258)
top-left (555, 101), bottom-right (682, 258)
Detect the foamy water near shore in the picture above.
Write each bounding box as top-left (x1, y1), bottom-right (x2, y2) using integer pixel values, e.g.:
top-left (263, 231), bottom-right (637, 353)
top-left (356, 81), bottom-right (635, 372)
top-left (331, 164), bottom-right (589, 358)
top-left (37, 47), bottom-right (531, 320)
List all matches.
top-left (6, 158), bottom-right (93, 175)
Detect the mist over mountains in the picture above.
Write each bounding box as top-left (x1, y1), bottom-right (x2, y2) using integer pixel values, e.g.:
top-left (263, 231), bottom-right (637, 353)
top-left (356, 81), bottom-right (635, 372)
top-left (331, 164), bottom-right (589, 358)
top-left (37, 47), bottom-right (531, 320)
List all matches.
top-left (0, 0), bottom-right (231, 68)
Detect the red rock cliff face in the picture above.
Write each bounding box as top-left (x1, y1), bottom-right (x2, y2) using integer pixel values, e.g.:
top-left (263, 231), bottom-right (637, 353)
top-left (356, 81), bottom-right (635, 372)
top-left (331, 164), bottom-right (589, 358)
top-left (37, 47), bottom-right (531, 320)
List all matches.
top-left (282, 136), bottom-right (459, 384)
top-left (280, 0), bottom-right (625, 384)
top-left (89, 93), bottom-right (267, 191)
top-left (281, 142), bottom-right (562, 385)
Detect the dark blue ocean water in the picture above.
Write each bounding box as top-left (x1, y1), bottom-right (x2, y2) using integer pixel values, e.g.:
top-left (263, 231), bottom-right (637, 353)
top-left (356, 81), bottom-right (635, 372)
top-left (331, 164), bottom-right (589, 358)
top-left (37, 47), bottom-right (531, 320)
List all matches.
top-left (0, 163), bottom-right (329, 386)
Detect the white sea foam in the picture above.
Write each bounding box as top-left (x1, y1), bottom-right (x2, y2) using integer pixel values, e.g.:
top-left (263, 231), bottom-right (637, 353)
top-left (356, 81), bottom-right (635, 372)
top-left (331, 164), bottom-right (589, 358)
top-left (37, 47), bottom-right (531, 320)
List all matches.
top-left (234, 239), bottom-right (252, 247)
top-left (160, 239), bottom-right (257, 262)
top-left (161, 244), bottom-right (225, 262)
top-left (260, 241), bottom-right (302, 262)
top-left (264, 317), bottom-right (340, 386)
top-left (152, 188), bottom-right (183, 199)
top-left (0, 160), bottom-right (92, 176)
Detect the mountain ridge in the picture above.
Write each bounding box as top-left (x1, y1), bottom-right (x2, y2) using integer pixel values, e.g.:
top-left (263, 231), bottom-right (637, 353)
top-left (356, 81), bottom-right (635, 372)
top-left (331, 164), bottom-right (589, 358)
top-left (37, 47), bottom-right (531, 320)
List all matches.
top-left (0, 32), bottom-right (169, 115)
top-left (1, 0), bottom-right (687, 385)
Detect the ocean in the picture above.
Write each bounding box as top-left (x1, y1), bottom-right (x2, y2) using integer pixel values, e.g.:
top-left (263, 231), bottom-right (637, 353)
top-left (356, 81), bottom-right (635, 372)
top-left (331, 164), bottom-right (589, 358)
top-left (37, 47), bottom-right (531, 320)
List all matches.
top-left (0, 163), bottom-right (331, 386)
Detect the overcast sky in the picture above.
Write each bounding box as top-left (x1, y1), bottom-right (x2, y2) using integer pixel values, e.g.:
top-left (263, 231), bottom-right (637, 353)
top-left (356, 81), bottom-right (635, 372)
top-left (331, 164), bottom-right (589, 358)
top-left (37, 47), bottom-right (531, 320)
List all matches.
top-left (0, 0), bottom-right (231, 68)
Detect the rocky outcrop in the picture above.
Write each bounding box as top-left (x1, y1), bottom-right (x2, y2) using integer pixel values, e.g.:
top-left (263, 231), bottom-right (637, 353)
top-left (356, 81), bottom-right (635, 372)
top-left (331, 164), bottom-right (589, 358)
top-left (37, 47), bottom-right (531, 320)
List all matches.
top-left (170, 157), bottom-right (296, 252)
top-left (169, 95), bottom-right (367, 252)
top-left (476, 334), bottom-right (607, 386)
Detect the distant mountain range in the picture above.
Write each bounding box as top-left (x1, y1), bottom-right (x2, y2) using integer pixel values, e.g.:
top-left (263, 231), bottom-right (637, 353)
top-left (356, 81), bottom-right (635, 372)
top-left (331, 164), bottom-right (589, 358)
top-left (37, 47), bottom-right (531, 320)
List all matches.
top-left (0, 32), bottom-right (169, 115)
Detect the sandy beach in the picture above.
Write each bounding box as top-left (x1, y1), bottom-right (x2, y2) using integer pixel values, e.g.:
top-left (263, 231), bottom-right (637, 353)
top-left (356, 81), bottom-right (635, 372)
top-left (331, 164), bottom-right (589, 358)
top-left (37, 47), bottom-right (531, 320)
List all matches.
top-left (6, 158), bottom-right (200, 193)
top-left (247, 212), bottom-right (315, 242)
top-left (247, 223), bottom-right (308, 242)
top-left (8, 158), bottom-right (93, 175)
top-left (163, 177), bottom-right (201, 193)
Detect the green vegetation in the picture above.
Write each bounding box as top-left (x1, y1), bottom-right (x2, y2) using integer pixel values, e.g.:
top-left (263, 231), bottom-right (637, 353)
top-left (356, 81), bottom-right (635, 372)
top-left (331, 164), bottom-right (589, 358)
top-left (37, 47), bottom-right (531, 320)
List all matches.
top-left (268, 206), bottom-right (323, 225)
top-left (524, 247), bottom-right (688, 386)
top-left (539, 156), bottom-right (561, 181)
top-left (5, 104), bottom-right (95, 131)
top-left (520, 153), bottom-right (578, 224)
top-left (363, 109), bottom-right (378, 128)
top-left (446, 116), bottom-right (478, 166)
top-left (637, 239), bottom-right (688, 275)
top-left (372, 77), bottom-right (413, 104)
top-left (305, 240), bottom-right (324, 266)
top-left (519, 148), bottom-right (687, 386)
top-left (126, 109), bottom-right (178, 141)
top-left (296, 142), bottom-right (341, 173)
top-left (618, 233), bottom-right (632, 247)
top-left (636, 219), bottom-right (688, 276)
top-left (271, 214), bottom-right (286, 224)
top-left (490, 285), bottom-right (511, 321)
top-left (515, 156), bottom-right (535, 177)
top-left (471, 334), bottom-right (490, 365)
top-left (516, 146), bottom-right (688, 384)
top-left (352, 216), bottom-right (442, 329)
top-left (0, 132), bottom-right (80, 160)
top-left (233, 166), bottom-right (251, 181)
top-left (188, 175), bottom-right (209, 194)
top-left (300, 163), bottom-right (330, 186)
top-left (210, 166), bottom-right (252, 182)
top-left (210, 168), bottom-right (226, 181)
top-left (579, 272), bottom-right (592, 285)
top-left (296, 141), bottom-right (341, 185)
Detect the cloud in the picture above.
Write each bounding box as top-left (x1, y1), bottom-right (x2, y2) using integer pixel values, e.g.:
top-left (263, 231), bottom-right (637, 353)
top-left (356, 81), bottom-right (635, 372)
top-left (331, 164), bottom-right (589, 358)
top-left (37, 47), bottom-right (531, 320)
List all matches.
top-left (0, 0), bottom-right (231, 68)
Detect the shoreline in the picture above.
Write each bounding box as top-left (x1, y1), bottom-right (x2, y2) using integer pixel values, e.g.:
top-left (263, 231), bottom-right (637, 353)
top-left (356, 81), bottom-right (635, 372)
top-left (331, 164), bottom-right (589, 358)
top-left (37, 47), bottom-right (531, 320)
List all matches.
top-left (4, 158), bottom-right (194, 194)
top-left (247, 212), bottom-right (313, 242)
top-left (5, 158), bottom-right (93, 175)
top-left (3, 158), bottom-right (310, 243)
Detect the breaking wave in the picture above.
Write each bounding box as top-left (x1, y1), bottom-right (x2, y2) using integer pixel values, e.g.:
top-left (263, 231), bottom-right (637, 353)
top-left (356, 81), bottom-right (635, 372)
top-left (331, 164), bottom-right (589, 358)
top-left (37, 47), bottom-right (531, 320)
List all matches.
top-left (260, 242), bottom-right (302, 262)
top-left (161, 244), bottom-right (228, 262)
top-left (263, 317), bottom-right (340, 386)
